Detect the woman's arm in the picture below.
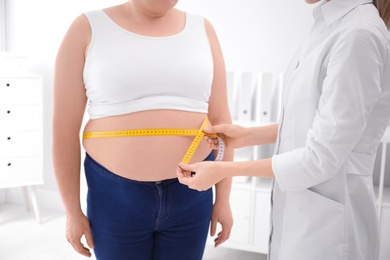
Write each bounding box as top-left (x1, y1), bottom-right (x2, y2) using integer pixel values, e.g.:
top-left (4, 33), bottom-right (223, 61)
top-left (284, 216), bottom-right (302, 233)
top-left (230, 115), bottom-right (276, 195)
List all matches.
top-left (52, 14), bottom-right (93, 257)
top-left (203, 18), bottom-right (233, 247)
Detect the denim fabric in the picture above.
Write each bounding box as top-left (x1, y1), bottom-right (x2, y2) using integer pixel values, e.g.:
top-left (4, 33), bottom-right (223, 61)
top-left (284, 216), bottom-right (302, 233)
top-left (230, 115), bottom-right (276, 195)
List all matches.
top-left (84, 152), bottom-right (214, 260)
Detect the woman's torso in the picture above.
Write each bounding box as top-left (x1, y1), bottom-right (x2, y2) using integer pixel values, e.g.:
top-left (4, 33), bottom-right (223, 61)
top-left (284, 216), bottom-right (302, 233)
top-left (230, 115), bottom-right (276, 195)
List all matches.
top-left (83, 111), bottom-right (213, 181)
top-left (82, 6), bottom-right (214, 181)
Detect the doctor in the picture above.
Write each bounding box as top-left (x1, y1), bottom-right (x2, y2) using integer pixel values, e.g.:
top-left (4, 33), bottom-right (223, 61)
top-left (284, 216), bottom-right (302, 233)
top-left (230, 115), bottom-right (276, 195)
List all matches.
top-left (177, 0), bottom-right (390, 259)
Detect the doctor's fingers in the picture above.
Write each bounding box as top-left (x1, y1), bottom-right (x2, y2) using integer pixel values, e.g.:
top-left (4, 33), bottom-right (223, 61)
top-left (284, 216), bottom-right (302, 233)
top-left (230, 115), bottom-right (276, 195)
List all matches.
top-left (178, 173), bottom-right (209, 191)
top-left (204, 136), bottom-right (219, 149)
top-left (177, 163), bottom-right (196, 177)
top-left (205, 124), bottom-right (248, 139)
top-left (178, 176), bottom-right (203, 191)
top-left (204, 124), bottom-right (231, 135)
top-left (177, 163), bottom-right (197, 187)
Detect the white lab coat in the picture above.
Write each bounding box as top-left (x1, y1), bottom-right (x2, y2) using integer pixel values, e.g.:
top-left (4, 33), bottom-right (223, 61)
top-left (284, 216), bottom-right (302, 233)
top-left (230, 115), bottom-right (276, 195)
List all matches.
top-left (270, 1), bottom-right (390, 259)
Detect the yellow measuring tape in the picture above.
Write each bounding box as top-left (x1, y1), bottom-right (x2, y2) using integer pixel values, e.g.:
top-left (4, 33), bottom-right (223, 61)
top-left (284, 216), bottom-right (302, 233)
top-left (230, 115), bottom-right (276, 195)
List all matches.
top-left (83, 116), bottom-right (225, 164)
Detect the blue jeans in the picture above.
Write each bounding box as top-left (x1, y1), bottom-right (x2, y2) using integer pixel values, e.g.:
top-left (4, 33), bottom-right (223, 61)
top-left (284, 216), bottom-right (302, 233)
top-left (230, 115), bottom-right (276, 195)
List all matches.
top-left (84, 153), bottom-right (214, 260)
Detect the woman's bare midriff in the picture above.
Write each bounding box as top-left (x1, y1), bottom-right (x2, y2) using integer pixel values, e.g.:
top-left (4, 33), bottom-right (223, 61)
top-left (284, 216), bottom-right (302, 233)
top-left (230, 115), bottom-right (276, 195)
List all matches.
top-left (82, 110), bottom-right (213, 181)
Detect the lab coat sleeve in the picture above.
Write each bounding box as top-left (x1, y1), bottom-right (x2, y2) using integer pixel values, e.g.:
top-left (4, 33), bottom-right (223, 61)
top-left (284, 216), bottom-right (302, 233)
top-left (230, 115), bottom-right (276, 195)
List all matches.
top-left (272, 28), bottom-right (386, 192)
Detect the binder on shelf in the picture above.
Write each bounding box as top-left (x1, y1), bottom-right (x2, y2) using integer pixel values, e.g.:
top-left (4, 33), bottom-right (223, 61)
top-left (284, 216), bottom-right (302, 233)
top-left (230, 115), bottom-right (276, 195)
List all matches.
top-left (237, 72), bottom-right (256, 122)
top-left (255, 73), bottom-right (272, 123)
top-left (254, 72), bottom-right (283, 123)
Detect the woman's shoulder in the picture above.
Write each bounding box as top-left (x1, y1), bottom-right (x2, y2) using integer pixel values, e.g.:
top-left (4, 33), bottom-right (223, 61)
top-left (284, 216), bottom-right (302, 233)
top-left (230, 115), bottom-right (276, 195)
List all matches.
top-left (176, 9), bottom-right (207, 24)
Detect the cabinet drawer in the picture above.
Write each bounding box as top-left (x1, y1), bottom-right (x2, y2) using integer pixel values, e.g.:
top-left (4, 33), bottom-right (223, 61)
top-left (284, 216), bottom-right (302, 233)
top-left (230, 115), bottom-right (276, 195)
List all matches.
top-left (228, 189), bottom-right (252, 245)
top-left (0, 77), bottom-right (42, 104)
top-left (0, 157), bottom-right (43, 188)
top-left (253, 191), bottom-right (271, 253)
top-left (0, 131), bottom-right (42, 157)
top-left (0, 105), bottom-right (42, 130)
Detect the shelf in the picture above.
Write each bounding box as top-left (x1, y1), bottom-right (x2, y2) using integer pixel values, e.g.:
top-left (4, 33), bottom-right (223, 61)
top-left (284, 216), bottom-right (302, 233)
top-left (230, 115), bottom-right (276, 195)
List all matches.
top-left (255, 178), bottom-right (273, 192)
top-left (232, 176), bottom-right (253, 190)
top-left (232, 120), bottom-right (277, 127)
top-left (231, 177), bottom-right (273, 192)
top-left (233, 176), bottom-right (252, 184)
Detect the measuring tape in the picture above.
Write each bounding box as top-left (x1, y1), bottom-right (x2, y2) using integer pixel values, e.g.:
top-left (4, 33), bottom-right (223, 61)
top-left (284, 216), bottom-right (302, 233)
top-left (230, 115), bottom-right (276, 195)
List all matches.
top-left (83, 116), bottom-right (225, 163)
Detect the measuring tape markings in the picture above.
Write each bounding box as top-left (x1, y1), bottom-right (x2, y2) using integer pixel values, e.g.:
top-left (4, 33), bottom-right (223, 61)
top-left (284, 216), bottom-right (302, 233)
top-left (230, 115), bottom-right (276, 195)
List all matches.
top-left (83, 117), bottom-right (225, 163)
top-left (181, 116), bottom-right (210, 164)
top-left (83, 129), bottom-right (200, 139)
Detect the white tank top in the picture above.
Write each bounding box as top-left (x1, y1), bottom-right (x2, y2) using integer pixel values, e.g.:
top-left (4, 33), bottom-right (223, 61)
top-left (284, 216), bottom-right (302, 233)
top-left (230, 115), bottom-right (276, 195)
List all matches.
top-left (83, 10), bottom-right (214, 119)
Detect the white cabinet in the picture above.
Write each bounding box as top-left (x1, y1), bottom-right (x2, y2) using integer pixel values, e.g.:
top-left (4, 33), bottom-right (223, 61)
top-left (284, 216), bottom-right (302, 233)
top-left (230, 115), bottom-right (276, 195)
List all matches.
top-left (216, 177), bottom-right (273, 254)
top-left (253, 182), bottom-right (272, 253)
top-left (0, 75), bottom-right (43, 223)
top-left (228, 188), bottom-right (252, 245)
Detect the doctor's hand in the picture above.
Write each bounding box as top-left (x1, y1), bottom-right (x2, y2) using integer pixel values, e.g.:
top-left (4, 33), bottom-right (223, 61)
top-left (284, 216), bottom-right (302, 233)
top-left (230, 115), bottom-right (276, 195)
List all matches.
top-left (203, 124), bottom-right (248, 149)
top-left (177, 161), bottom-right (227, 191)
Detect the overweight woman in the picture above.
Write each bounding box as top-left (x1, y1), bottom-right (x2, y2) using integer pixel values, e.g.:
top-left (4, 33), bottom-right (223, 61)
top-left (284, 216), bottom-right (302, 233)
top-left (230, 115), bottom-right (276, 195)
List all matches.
top-left (52, 0), bottom-right (233, 259)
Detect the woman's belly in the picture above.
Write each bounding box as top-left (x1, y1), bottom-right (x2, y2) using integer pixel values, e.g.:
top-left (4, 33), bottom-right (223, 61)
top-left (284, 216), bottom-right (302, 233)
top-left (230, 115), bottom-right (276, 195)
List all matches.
top-left (82, 110), bottom-right (213, 181)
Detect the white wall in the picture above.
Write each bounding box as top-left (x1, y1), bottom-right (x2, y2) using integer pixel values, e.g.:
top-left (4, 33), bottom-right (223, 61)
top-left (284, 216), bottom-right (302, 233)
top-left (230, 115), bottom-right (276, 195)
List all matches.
top-left (176, 0), bottom-right (314, 73)
top-left (0, 0), bottom-right (5, 204)
top-left (0, 0), bottom-right (6, 51)
top-left (4, 0), bottom-right (315, 205)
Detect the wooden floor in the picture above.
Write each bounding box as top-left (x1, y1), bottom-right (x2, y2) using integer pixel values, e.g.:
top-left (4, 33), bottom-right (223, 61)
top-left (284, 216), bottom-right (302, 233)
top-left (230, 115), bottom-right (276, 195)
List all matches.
top-left (0, 203), bottom-right (267, 260)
